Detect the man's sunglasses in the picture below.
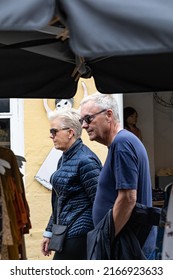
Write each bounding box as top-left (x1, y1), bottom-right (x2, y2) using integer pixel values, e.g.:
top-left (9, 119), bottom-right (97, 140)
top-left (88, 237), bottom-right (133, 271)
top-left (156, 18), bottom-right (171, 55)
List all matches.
top-left (79, 109), bottom-right (107, 125)
top-left (50, 127), bottom-right (69, 137)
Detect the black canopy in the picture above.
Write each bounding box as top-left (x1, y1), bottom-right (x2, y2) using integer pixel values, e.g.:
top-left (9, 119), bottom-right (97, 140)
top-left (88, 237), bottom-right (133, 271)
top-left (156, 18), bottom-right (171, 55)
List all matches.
top-left (0, 30), bottom-right (78, 98)
top-left (0, 0), bottom-right (173, 98)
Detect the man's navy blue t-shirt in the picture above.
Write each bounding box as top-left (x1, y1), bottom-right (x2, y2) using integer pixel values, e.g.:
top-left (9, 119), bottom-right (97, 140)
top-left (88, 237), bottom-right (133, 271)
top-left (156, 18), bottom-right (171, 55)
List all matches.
top-left (93, 129), bottom-right (156, 258)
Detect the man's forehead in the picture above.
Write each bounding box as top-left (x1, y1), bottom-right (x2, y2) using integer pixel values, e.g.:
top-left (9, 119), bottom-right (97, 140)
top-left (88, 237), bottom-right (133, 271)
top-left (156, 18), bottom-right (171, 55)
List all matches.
top-left (82, 100), bottom-right (98, 109)
top-left (81, 102), bottom-right (100, 114)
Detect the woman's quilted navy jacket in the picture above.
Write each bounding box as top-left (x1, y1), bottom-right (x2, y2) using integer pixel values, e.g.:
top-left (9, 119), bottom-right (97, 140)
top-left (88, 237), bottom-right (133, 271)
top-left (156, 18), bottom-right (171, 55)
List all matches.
top-left (44, 138), bottom-right (102, 239)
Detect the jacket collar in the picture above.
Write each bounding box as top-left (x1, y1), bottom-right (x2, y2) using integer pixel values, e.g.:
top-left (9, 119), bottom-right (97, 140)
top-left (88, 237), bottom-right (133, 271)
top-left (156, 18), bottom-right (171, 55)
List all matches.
top-left (63, 138), bottom-right (83, 160)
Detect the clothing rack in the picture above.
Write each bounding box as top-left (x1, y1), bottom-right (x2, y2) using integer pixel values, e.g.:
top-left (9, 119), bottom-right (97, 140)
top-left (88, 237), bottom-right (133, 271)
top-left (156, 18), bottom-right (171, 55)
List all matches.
top-left (0, 146), bottom-right (31, 260)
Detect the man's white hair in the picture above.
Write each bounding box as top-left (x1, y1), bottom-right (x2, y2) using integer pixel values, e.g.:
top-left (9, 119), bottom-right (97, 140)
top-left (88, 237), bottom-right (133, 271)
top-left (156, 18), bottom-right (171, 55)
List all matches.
top-left (80, 92), bottom-right (120, 121)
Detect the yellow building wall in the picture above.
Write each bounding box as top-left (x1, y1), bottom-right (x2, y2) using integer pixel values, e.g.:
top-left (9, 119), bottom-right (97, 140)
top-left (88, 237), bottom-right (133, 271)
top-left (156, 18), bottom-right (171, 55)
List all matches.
top-left (24, 78), bottom-right (107, 260)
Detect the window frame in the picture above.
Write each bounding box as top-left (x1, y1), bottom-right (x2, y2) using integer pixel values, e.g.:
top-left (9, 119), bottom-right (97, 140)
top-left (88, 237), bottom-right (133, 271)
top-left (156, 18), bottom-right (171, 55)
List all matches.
top-left (0, 98), bottom-right (24, 172)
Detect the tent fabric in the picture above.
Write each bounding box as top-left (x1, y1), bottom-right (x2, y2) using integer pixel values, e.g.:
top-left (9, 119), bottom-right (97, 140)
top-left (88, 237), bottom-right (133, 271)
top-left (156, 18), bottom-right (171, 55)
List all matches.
top-left (0, 30), bottom-right (78, 98)
top-left (1, 0), bottom-right (173, 97)
top-left (87, 53), bottom-right (173, 93)
top-left (57, 0), bottom-right (173, 58)
top-left (0, 0), bottom-right (55, 30)
top-left (1, 31), bottom-right (173, 97)
top-left (0, 28), bottom-right (173, 97)
top-left (0, 46), bottom-right (77, 98)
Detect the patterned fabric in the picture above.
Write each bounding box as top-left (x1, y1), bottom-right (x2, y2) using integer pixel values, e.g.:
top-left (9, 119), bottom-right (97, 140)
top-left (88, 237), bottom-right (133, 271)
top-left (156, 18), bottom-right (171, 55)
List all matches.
top-left (0, 177), bottom-right (2, 255)
top-left (0, 176), bottom-right (14, 260)
top-left (0, 147), bottom-right (31, 259)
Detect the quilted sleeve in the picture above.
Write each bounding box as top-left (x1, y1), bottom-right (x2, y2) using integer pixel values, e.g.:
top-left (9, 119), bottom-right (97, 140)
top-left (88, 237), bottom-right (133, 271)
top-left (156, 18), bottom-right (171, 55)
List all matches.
top-left (79, 156), bottom-right (102, 203)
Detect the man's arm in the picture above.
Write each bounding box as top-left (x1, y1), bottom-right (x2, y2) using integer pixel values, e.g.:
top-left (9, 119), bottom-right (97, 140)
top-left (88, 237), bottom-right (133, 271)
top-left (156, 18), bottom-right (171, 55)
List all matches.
top-left (113, 189), bottom-right (136, 236)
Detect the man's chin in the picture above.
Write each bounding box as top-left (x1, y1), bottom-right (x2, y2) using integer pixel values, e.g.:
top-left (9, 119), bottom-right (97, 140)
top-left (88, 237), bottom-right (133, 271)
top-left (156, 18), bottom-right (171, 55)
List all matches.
top-left (88, 134), bottom-right (95, 141)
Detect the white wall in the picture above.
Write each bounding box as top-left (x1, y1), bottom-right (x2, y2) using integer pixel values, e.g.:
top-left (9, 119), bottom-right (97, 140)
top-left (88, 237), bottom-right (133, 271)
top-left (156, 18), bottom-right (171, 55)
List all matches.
top-left (123, 91), bottom-right (173, 188)
top-left (154, 92), bottom-right (173, 173)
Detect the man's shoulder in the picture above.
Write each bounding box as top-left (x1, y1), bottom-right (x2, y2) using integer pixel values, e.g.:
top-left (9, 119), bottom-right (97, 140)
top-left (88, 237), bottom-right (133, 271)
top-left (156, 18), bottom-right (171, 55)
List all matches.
top-left (115, 129), bottom-right (142, 145)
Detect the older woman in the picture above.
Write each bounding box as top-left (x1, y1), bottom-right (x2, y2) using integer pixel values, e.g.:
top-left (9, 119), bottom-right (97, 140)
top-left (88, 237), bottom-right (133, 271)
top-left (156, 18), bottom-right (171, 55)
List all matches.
top-left (41, 108), bottom-right (102, 260)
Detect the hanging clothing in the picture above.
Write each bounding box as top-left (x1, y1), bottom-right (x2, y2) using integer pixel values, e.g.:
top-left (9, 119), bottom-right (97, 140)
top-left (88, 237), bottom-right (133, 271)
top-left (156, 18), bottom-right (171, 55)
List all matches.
top-left (0, 146), bottom-right (31, 260)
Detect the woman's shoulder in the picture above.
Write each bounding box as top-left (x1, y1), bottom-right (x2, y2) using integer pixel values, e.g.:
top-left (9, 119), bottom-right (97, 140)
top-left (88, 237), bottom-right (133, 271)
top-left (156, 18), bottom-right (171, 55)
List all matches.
top-left (77, 144), bottom-right (102, 165)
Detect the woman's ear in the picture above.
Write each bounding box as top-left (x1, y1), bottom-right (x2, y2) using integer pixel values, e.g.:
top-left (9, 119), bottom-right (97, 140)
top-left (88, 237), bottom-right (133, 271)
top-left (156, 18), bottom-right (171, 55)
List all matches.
top-left (68, 128), bottom-right (75, 139)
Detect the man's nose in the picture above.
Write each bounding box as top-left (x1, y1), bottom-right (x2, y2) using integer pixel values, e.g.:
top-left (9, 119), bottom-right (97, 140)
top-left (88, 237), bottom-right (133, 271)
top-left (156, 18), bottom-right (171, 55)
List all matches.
top-left (81, 120), bottom-right (89, 127)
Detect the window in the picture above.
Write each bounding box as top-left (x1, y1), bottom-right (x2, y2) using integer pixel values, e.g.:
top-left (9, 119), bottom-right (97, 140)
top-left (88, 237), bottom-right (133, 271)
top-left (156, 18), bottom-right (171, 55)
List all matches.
top-left (0, 99), bottom-right (11, 147)
top-left (0, 99), bottom-right (24, 157)
top-left (0, 98), bottom-right (10, 113)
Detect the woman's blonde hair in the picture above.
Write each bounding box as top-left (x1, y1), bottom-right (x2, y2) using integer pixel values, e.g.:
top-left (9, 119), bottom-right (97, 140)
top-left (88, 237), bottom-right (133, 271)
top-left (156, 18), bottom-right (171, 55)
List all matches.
top-left (49, 108), bottom-right (82, 139)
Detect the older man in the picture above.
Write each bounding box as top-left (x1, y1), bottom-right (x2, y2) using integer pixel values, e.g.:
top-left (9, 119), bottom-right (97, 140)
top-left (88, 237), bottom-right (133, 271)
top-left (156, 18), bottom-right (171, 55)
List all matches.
top-left (79, 93), bottom-right (157, 259)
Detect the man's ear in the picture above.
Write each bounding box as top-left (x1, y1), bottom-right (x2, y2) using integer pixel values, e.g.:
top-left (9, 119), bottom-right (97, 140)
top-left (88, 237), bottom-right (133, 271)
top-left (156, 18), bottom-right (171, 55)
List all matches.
top-left (106, 109), bottom-right (113, 122)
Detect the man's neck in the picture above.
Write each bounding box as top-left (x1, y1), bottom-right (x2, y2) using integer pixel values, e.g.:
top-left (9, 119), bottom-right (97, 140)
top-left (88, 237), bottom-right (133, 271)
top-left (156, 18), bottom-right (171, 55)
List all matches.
top-left (107, 122), bottom-right (122, 147)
